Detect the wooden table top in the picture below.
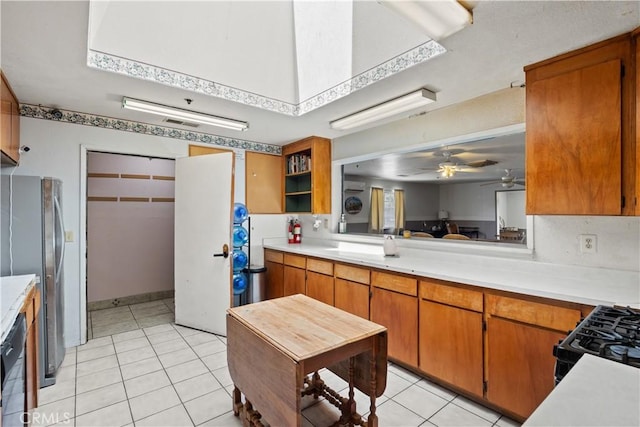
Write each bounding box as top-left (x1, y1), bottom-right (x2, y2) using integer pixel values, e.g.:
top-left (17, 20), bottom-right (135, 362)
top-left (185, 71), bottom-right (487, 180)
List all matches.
top-left (228, 294), bottom-right (387, 362)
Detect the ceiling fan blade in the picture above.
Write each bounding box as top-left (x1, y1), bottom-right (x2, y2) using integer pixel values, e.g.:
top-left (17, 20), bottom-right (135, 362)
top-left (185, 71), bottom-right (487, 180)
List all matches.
top-left (465, 159), bottom-right (499, 168)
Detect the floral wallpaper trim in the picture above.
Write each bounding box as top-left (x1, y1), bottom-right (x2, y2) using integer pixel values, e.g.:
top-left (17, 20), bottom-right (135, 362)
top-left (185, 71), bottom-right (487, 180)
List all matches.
top-left (19, 104), bottom-right (282, 155)
top-left (86, 40), bottom-right (446, 116)
top-left (297, 40), bottom-right (447, 114)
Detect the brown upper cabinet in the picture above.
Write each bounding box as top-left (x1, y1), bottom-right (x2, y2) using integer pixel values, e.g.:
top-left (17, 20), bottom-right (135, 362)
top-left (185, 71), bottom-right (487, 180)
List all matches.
top-left (245, 151), bottom-right (282, 213)
top-left (282, 136), bottom-right (331, 214)
top-left (1, 71), bottom-right (20, 165)
top-left (525, 32), bottom-right (637, 215)
top-left (634, 29), bottom-right (640, 217)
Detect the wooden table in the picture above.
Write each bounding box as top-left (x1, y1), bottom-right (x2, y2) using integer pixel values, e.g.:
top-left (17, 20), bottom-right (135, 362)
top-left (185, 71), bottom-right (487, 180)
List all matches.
top-left (227, 294), bottom-right (388, 427)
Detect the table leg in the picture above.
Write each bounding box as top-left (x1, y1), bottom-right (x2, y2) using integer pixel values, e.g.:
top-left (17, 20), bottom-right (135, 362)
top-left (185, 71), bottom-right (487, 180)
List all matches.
top-left (347, 356), bottom-right (356, 415)
top-left (233, 386), bottom-right (242, 416)
top-left (368, 347), bottom-right (378, 427)
top-left (312, 371), bottom-right (322, 399)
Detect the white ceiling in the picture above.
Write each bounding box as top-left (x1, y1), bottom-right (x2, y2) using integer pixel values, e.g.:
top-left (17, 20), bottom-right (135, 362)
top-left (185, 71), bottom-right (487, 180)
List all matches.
top-left (1, 1), bottom-right (639, 146)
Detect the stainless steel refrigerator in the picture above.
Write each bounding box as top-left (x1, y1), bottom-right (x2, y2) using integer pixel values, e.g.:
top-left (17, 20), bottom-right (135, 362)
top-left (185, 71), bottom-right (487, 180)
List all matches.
top-left (1, 175), bottom-right (65, 387)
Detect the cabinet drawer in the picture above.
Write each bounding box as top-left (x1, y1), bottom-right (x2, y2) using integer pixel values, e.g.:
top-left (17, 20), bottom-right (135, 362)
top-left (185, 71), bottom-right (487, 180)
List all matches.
top-left (306, 258), bottom-right (333, 275)
top-left (419, 280), bottom-right (483, 312)
top-left (486, 294), bottom-right (580, 331)
top-left (284, 253), bottom-right (306, 269)
top-left (264, 249), bottom-right (283, 264)
top-left (334, 264), bottom-right (370, 285)
top-left (371, 271), bottom-right (417, 296)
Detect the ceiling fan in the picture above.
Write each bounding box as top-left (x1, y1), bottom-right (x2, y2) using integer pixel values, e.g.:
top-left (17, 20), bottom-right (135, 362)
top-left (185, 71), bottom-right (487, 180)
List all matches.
top-left (437, 151), bottom-right (459, 178)
top-left (482, 169), bottom-right (525, 188)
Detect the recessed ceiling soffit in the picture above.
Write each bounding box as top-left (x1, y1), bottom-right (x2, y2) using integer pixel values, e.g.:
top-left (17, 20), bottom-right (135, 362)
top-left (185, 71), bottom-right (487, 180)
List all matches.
top-left (86, 1), bottom-right (446, 117)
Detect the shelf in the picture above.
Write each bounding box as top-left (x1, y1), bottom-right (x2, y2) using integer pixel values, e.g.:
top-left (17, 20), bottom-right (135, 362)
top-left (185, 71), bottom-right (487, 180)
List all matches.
top-left (285, 193), bottom-right (312, 213)
top-left (285, 171), bottom-right (311, 177)
top-left (282, 136), bottom-right (331, 214)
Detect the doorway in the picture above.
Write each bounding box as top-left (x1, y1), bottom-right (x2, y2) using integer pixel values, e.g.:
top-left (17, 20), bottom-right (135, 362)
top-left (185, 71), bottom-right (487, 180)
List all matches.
top-left (495, 190), bottom-right (526, 242)
top-left (86, 151), bottom-right (176, 339)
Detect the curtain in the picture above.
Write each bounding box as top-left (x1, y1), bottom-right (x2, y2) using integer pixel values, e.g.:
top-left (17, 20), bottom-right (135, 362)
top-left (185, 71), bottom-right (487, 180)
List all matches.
top-left (394, 189), bottom-right (405, 232)
top-left (369, 187), bottom-right (384, 233)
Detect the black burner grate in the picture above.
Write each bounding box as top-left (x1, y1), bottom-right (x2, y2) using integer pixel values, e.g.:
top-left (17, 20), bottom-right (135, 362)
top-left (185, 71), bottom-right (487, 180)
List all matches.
top-left (553, 306), bottom-right (640, 383)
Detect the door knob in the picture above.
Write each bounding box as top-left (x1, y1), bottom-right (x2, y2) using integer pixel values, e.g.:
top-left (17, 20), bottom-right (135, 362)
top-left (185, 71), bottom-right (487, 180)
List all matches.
top-left (213, 244), bottom-right (229, 258)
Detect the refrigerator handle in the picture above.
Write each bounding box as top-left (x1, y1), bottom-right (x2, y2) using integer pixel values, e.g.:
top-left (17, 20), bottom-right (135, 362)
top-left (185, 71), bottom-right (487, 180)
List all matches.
top-left (53, 196), bottom-right (65, 284)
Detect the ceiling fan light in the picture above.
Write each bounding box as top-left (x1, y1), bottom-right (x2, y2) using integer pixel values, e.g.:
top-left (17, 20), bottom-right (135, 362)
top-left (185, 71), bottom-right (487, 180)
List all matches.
top-left (122, 97), bottom-right (249, 131)
top-left (330, 88), bottom-right (436, 130)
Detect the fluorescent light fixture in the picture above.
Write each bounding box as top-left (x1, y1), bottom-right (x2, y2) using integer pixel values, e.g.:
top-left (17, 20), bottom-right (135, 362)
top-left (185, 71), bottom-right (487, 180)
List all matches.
top-left (122, 97), bottom-right (248, 131)
top-left (330, 88), bottom-right (436, 130)
top-left (379, 0), bottom-right (472, 41)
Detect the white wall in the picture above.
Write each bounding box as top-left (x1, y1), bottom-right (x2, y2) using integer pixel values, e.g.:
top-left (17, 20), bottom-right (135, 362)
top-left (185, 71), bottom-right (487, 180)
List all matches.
top-left (439, 181), bottom-right (498, 221)
top-left (333, 88), bottom-right (640, 272)
top-left (87, 152), bottom-right (175, 302)
top-left (342, 175), bottom-right (439, 224)
top-left (4, 117), bottom-right (279, 347)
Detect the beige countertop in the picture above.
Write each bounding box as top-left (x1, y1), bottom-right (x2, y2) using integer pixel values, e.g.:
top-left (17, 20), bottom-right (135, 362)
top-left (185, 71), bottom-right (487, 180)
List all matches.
top-left (263, 238), bottom-right (640, 308)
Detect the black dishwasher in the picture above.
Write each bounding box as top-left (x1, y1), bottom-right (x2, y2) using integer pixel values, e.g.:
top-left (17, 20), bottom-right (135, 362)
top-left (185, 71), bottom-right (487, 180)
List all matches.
top-left (1, 313), bottom-right (26, 427)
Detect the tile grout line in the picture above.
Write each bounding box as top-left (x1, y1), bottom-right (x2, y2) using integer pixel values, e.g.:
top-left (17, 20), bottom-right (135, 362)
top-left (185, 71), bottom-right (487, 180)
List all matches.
top-left (140, 322), bottom-right (197, 426)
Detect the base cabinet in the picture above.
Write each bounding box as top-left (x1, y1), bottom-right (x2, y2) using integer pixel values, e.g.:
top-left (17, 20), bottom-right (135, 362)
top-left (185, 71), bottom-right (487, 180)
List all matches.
top-left (419, 280), bottom-right (484, 396)
top-left (264, 250), bottom-right (284, 299)
top-left (484, 294), bottom-right (581, 419)
top-left (265, 247), bottom-right (590, 421)
top-left (21, 286), bottom-right (40, 413)
top-left (305, 258), bottom-right (334, 305)
top-left (370, 286), bottom-right (418, 367)
top-left (283, 265), bottom-right (305, 296)
top-left (306, 271), bottom-right (334, 306)
top-left (485, 316), bottom-right (566, 419)
top-left (283, 253), bottom-right (306, 296)
top-left (334, 279), bottom-right (369, 319)
top-left (334, 264), bottom-right (370, 319)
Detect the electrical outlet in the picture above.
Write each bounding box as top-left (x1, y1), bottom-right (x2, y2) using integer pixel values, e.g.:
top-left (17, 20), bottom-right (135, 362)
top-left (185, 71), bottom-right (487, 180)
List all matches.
top-left (579, 234), bottom-right (597, 254)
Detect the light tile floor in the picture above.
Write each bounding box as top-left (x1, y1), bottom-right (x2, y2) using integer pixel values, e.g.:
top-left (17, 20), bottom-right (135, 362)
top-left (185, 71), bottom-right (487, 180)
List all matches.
top-left (34, 301), bottom-right (522, 427)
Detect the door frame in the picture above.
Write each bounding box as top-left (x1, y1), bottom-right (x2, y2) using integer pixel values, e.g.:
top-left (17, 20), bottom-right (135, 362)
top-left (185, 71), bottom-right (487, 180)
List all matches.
top-left (79, 145), bottom-right (181, 345)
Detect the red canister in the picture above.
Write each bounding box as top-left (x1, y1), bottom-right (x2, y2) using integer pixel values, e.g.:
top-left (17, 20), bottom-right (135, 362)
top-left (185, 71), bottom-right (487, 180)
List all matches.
top-left (293, 221), bottom-right (301, 243)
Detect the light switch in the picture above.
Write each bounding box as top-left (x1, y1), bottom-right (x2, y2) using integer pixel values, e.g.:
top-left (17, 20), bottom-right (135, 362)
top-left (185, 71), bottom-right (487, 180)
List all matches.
top-left (65, 231), bottom-right (74, 242)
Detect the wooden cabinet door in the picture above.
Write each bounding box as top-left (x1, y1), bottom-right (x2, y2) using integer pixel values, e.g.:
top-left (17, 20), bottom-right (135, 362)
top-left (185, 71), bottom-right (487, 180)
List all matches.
top-left (486, 316), bottom-right (566, 419)
top-left (526, 59), bottom-right (622, 214)
top-left (283, 265), bottom-right (305, 296)
top-left (306, 271), bottom-right (334, 306)
top-left (335, 278), bottom-right (369, 320)
top-left (419, 300), bottom-right (483, 396)
top-left (370, 287), bottom-right (417, 366)
top-left (265, 260), bottom-right (284, 299)
top-left (1, 72), bottom-right (19, 164)
top-left (246, 152), bottom-right (282, 213)
top-left (636, 32), bottom-right (640, 216)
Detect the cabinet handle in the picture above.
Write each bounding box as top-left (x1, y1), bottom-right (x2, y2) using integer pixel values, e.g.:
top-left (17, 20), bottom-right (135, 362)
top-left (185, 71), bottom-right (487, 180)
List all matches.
top-left (213, 244), bottom-right (229, 259)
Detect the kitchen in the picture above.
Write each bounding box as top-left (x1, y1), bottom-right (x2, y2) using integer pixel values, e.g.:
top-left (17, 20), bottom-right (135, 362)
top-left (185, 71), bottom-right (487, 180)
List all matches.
top-left (1, 1), bottom-right (640, 427)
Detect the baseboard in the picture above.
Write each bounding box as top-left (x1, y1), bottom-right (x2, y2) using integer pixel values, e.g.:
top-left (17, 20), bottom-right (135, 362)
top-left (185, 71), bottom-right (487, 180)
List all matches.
top-left (88, 290), bottom-right (174, 311)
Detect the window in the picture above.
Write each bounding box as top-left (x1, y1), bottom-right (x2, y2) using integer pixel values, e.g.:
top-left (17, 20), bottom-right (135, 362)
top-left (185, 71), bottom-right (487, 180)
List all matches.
top-left (383, 190), bottom-right (395, 231)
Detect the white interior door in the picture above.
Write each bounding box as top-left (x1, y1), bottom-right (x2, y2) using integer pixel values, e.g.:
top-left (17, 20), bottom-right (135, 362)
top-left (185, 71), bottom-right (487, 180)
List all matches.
top-left (174, 152), bottom-right (234, 335)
